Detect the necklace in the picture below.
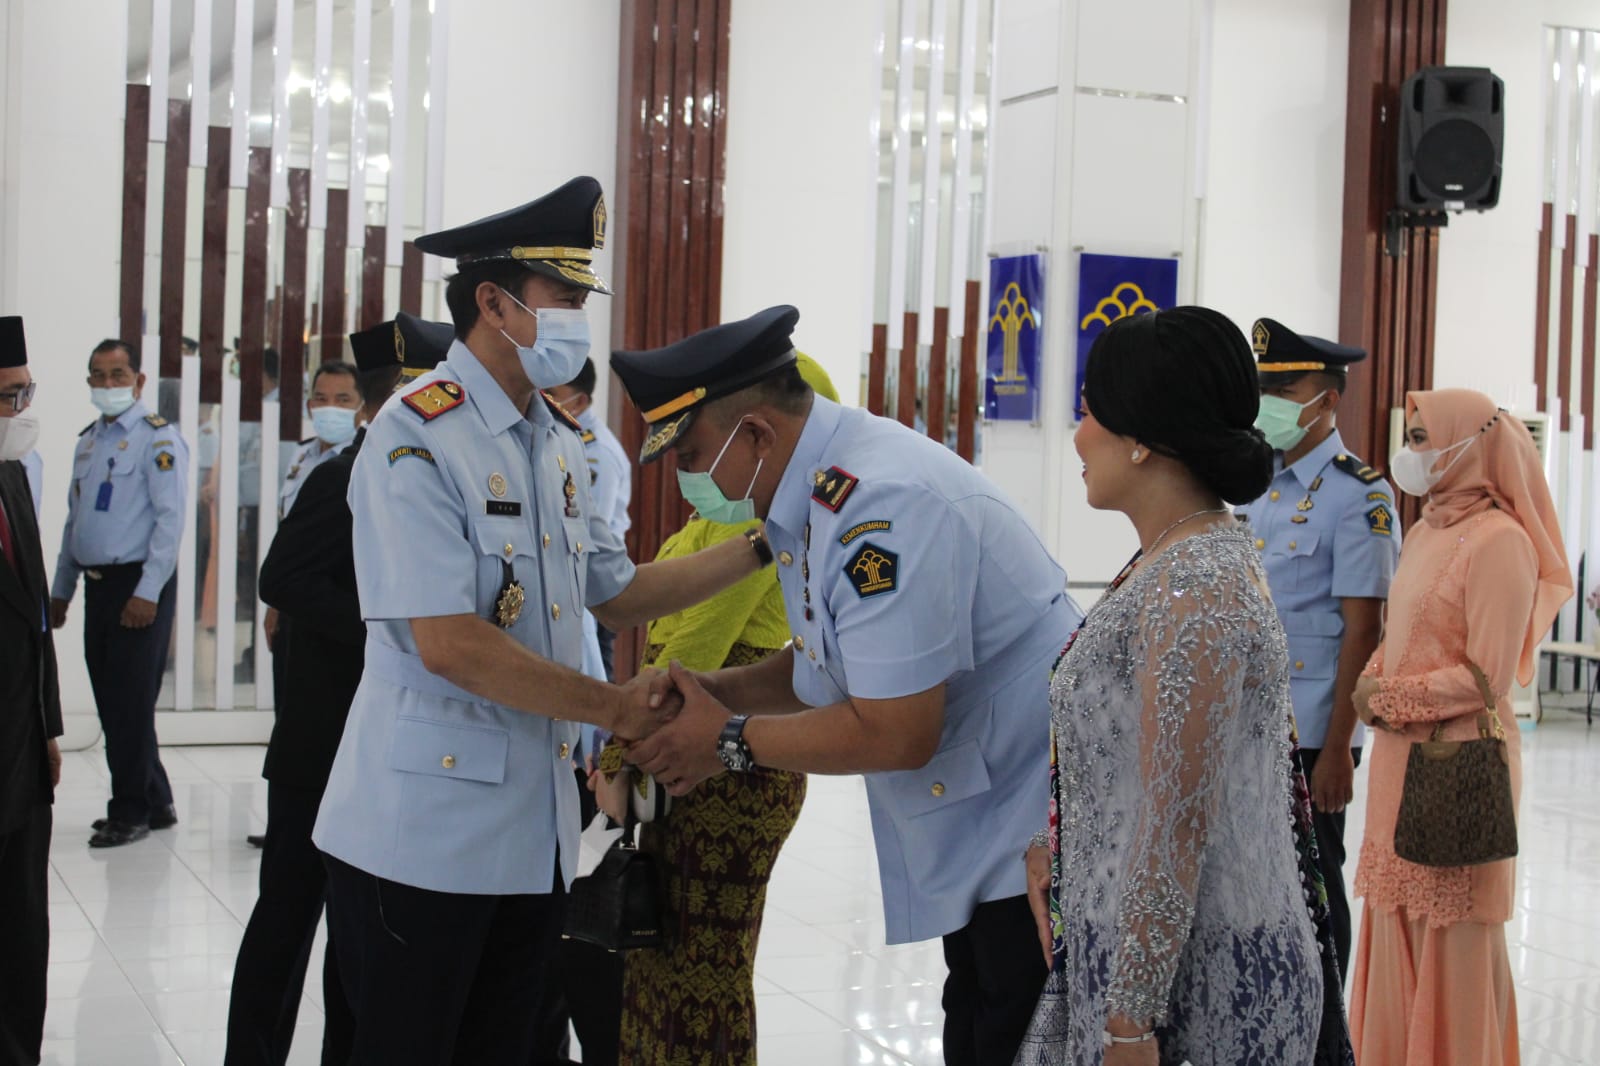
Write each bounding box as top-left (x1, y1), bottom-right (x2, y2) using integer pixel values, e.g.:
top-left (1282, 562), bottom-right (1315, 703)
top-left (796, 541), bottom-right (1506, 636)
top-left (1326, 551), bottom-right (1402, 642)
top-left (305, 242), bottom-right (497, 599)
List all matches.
top-left (1141, 506), bottom-right (1230, 556)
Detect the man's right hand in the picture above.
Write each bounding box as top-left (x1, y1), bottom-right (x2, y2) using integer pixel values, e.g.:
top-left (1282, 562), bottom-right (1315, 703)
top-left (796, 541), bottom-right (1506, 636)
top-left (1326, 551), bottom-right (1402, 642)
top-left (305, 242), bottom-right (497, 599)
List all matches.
top-left (1025, 844), bottom-right (1053, 970)
top-left (49, 598), bottom-right (69, 630)
top-left (611, 667), bottom-right (683, 742)
top-left (1310, 745), bottom-right (1356, 814)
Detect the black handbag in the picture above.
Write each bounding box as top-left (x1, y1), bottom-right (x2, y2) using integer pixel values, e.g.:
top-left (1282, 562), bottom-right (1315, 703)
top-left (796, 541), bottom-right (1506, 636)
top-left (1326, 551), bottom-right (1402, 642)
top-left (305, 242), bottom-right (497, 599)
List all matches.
top-left (1393, 663), bottom-right (1519, 868)
top-left (561, 808), bottom-right (664, 951)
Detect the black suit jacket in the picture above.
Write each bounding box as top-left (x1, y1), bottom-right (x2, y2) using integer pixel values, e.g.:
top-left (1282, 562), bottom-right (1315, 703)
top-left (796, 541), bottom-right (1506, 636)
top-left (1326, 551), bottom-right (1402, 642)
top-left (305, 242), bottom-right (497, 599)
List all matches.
top-left (0, 461), bottom-right (62, 833)
top-left (257, 430), bottom-right (366, 791)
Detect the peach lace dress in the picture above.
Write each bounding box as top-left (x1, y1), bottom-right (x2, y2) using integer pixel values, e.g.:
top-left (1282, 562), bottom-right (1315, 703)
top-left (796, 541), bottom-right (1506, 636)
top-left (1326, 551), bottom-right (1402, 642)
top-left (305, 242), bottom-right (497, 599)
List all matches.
top-left (1350, 391), bottom-right (1572, 1066)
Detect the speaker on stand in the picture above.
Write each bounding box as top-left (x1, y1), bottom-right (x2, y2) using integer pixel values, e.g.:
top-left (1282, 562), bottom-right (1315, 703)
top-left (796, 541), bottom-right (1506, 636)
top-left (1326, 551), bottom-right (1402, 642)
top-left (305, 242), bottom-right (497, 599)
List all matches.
top-left (1386, 66), bottom-right (1505, 256)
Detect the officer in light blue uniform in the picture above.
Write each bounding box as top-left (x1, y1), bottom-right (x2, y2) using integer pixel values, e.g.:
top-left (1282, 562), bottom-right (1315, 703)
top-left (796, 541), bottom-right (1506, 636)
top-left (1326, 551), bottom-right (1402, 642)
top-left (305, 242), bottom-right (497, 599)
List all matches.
top-left (50, 339), bottom-right (188, 848)
top-left (614, 306), bottom-right (1084, 1066)
top-left (1239, 316), bottom-right (1400, 977)
top-left (21, 450), bottom-right (41, 519)
top-left (312, 178), bottom-right (774, 1064)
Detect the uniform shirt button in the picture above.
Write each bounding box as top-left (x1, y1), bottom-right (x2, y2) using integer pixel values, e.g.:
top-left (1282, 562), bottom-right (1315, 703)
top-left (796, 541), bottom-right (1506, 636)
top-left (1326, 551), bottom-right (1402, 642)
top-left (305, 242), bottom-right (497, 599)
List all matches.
top-left (1255, 538), bottom-right (1266, 550)
top-left (794, 635), bottom-right (806, 650)
top-left (1269, 491), bottom-right (1280, 501)
top-left (1288, 540), bottom-right (1297, 550)
top-left (558, 742), bottom-right (571, 759)
top-left (576, 542), bottom-right (583, 552)
top-left (551, 604), bottom-right (561, 621)
top-left (1294, 661), bottom-right (1305, 670)
top-left (778, 551), bottom-right (794, 566)
top-left (441, 754), bottom-right (456, 769)
top-left (931, 782), bottom-right (946, 798)
top-left (504, 543), bottom-right (514, 557)
top-left (543, 533), bottom-right (552, 548)
top-left (808, 649), bottom-right (817, 661)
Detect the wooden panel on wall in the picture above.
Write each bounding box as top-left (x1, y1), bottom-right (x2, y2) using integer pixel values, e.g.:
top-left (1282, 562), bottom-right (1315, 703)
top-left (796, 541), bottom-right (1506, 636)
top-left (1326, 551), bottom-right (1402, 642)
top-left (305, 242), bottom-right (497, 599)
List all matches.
top-left (239, 146), bottom-right (272, 424)
top-left (362, 225), bottom-right (386, 329)
top-left (928, 307), bottom-right (950, 442)
top-left (1558, 214), bottom-right (1577, 431)
top-left (320, 188), bottom-right (350, 353)
top-left (159, 100), bottom-right (191, 381)
top-left (400, 240), bottom-right (424, 315)
top-left (120, 85), bottom-right (151, 345)
top-left (1535, 202), bottom-right (1553, 414)
top-left (199, 127), bottom-right (230, 405)
top-left (867, 323), bottom-right (888, 416)
top-left (608, 0), bottom-right (732, 678)
top-left (1339, 0), bottom-right (1447, 530)
top-left (897, 311), bottom-right (919, 426)
top-left (957, 279), bottom-right (979, 462)
top-left (281, 168), bottom-right (311, 442)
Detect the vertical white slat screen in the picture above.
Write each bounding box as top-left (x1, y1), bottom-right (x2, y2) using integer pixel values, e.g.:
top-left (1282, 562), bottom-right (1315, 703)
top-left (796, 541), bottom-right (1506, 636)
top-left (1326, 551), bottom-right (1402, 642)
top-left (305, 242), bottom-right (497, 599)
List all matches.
top-left (859, 0), bottom-right (889, 353)
top-left (213, 374), bottom-right (240, 712)
top-left (423, 0), bottom-right (450, 280)
top-left (1578, 35), bottom-right (1598, 270)
top-left (229, 0), bottom-right (252, 184)
top-left (916, 0), bottom-right (948, 347)
top-left (1555, 30), bottom-right (1579, 245)
top-left (885, 0), bottom-right (919, 352)
top-left (175, 354), bottom-right (201, 712)
top-left (348, 0), bottom-right (374, 248)
top-left (947, 0), bottom-right (980, 333)
top-left (149, 0), bottom-right (172, 140)
top-left (309, 0), bottom-right (334, 230)
top-left (269, 0), bottom-right (295, 205)
top-left (386, 0), bottom-right (413, 266)
top-left (188, 0), bottom-right (211, 166)
top-left (254, 398), bottom-right (279, 710)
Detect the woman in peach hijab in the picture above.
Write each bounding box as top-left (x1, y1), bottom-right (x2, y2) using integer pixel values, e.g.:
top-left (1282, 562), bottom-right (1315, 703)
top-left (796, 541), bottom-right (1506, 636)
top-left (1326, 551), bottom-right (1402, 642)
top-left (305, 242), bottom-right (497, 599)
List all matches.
top-left (1349, 389), bottom-right (1572, 1065)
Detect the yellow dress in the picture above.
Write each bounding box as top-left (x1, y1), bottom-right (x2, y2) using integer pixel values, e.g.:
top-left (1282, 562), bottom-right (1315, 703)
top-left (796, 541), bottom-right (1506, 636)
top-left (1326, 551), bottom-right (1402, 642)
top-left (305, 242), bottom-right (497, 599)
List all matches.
top-left (619, 517), bottom-right (806, 1066)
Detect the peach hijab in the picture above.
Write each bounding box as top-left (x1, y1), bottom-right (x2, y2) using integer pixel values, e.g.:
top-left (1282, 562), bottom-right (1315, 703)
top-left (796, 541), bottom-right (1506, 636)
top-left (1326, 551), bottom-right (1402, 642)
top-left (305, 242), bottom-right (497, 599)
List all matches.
top-left (1407, 388), bottom-right (1573, 685)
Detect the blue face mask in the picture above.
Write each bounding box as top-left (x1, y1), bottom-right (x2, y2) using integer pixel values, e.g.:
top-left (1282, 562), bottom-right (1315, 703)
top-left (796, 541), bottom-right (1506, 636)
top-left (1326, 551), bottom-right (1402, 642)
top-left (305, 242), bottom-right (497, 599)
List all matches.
top-left (676, 417), bottom-right (762, 525)
top-left (310, 405), bottom-right (359, 446)
top-left (499, 290), bottom-right (590, 389)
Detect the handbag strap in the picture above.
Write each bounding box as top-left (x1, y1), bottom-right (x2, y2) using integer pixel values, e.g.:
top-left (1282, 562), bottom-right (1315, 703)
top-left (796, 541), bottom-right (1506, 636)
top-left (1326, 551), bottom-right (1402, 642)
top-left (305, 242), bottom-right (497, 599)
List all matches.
top-left (1464, 662), bottom-right (1506, 742)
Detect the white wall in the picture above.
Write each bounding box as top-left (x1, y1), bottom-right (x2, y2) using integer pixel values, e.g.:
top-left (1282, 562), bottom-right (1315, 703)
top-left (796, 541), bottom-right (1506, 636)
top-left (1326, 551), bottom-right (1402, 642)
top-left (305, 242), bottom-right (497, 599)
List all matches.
top-left (1198, 0), bottom-right (1350, 339)
top-left (435, 0), bottom-right (621, 416)
top-left (2, 1), bottom-right (127, 732)
top-left (720, 0), bottom-right (881, 406)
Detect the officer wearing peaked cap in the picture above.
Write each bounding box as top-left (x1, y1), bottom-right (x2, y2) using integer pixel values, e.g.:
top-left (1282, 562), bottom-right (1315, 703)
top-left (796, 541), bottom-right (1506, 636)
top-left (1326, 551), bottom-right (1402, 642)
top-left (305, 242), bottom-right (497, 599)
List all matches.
top-left (1240, 316), bottom-right (1401, 978)
top-left (614, 305), bottom-right (1086, 1066)
top-left (312, 178), bottom-right (776, 1063)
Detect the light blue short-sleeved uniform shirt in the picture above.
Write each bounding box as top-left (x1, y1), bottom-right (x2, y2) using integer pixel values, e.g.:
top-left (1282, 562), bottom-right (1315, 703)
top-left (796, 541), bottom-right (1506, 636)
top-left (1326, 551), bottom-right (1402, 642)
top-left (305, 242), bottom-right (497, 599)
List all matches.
top-left (277, 437), bottom-right (340, 519)
top-left (577, 408), bottom-right (631, 541)
top-left (311, 340), bottom-right (636, 895)
top-left (764, 397), bottom-right (1083, 945)
top-left (51, 401), bottom-right (189, 604)
top-left (1238, 429), bottom-right (1401, 749)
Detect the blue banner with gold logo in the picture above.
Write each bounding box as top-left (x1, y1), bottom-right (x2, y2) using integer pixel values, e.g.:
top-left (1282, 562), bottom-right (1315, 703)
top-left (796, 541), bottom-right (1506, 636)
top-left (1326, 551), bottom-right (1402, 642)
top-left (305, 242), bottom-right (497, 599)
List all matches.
top-left (1075, 253), bottom-right (1179, 412)
top-left (985, 254), bottom-right (1046, 421)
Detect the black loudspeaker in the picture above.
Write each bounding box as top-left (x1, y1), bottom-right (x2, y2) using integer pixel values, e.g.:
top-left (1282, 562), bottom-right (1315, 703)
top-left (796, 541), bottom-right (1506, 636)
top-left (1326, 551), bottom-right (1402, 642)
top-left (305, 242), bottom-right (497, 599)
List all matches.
top-left (1397, 66), bottom-right (1504, 211)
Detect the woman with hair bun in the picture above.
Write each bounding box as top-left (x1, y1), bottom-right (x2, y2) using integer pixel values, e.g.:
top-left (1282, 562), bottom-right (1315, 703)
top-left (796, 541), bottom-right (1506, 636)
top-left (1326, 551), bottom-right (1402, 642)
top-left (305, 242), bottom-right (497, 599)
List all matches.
top-left (1016, 306), bottom-right (1326, 1065)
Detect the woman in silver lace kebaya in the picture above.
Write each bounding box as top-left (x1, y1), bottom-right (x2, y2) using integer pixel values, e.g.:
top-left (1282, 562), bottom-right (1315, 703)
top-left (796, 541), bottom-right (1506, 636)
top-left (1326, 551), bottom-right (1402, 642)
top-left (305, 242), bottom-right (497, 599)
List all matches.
top-left (1016, 307), bottom-right (1323, 1065)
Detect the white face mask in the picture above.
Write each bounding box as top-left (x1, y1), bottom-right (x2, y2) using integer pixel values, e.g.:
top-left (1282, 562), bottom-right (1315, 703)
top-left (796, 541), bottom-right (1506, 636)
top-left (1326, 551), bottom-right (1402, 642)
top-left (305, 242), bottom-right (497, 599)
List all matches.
top-left (0, 408), bottom-right (40, 461)
top-left (498, 290), bottom-right (591, 389)
top-left (90, 386), bottom-right (137, 417)
top-left (1391, 434), bottom-right (1478, 497)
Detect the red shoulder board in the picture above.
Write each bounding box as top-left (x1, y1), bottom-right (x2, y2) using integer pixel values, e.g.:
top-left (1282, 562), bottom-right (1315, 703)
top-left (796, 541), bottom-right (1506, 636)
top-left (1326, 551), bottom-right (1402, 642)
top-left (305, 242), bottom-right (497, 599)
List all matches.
top-left (811, 466), bottom-right (859, 512)
top-left (402, 380), bottom-right (466, 421)
top-left (541, 391), bottom-right (582, 431)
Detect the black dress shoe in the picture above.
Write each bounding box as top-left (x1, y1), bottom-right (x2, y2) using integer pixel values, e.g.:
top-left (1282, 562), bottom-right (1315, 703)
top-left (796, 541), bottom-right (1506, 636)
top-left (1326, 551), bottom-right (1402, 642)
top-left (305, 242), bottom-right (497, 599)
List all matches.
top-left (93, 806), bottom-right (177, 832)
top-left (89, 820), bottom-right (151, 848)
top-left (246, 834), bottom-right (266, 848)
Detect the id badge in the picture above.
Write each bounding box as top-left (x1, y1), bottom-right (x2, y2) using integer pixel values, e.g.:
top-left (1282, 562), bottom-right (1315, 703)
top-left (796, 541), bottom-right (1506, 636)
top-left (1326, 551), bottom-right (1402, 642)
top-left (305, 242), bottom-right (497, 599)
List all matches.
top-left (95, 480), bottom-right (113, 511)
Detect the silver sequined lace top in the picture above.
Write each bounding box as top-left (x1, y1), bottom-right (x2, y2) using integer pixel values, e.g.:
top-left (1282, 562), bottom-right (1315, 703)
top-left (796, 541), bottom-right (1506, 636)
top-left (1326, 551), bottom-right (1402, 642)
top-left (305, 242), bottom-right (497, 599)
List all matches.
top-left (1036, 525), bottom-right (1320, 1061)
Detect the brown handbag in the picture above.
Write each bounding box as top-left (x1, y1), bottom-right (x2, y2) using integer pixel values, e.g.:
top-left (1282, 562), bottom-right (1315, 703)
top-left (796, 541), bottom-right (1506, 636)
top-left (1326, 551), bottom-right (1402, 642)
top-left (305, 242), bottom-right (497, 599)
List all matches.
top-left (1393, 663), bottom-right (1519, 867)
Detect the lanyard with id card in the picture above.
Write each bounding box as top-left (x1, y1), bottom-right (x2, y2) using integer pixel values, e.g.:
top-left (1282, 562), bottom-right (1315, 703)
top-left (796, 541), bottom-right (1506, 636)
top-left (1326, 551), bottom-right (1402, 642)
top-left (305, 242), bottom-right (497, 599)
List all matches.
top-left (95, 458), bottom-right (115, 511)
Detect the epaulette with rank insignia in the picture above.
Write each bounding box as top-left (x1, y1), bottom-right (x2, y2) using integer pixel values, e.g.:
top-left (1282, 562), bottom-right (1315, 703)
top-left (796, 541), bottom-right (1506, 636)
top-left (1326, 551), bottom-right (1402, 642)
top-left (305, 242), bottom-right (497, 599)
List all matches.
top-left (812, 466), bottom-right (858, 512)
top-left (1332, 453), bottom-right (1385, 484)
top-left (402, 380), bottom-right (466, 421)
top-left (143, 413), bottom-right (169, 428)
top-left (540, 391), bottom-right (582, 431)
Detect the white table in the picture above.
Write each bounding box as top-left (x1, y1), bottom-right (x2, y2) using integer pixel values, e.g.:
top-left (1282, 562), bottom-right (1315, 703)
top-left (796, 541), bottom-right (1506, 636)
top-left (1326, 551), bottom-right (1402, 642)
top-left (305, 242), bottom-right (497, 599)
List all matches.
top-left (1541, 641), bottom-right (1600, 724)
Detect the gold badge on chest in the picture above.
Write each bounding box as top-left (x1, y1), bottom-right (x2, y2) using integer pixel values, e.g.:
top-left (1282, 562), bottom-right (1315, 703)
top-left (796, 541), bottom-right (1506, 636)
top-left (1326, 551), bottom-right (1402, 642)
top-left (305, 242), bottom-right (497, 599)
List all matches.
top-left (488, 472), bottom-right (508, 498)
top-left (563, 470), bottom-right (580, 517)
top-left (496, 575), bottom-right (526, 628)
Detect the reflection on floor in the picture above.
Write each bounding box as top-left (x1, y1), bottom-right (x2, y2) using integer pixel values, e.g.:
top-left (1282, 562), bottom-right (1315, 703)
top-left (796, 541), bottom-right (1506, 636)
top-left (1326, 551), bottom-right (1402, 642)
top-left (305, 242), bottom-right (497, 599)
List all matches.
top-left (40, 709), bottom-right (1600, 1065)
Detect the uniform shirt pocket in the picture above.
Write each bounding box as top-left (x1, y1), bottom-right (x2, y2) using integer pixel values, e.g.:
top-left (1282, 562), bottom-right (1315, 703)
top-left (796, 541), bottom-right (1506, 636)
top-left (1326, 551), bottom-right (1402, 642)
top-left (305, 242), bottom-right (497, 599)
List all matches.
top-left (388, 715), bottom-right (509, 785)
top-left (880, 738), bottom-right (992, 820)
top-left (1268, 532), bottom-right (1322, 591)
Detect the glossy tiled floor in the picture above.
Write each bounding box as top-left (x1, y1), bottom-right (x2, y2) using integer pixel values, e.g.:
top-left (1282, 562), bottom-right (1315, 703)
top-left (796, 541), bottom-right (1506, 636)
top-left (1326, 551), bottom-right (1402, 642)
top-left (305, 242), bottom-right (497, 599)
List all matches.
top-left (39, 705), bottom-right (1600, 1065)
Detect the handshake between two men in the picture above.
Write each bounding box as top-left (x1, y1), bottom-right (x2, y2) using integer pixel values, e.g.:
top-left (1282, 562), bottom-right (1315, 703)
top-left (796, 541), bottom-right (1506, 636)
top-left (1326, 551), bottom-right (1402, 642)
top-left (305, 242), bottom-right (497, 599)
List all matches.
top-left (606, 660), bottom-right (743, 798)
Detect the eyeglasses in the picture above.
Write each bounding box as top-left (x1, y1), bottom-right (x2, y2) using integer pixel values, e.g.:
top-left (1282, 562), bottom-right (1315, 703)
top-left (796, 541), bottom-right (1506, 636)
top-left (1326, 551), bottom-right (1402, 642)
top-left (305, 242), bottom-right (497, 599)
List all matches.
top-left (0, 381), bottom-right (35, 413)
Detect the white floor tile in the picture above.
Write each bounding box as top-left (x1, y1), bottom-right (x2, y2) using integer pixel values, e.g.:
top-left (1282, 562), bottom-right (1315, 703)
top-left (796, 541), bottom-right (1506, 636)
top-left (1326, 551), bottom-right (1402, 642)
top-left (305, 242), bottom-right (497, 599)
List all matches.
top-left (28, 716), bottom-right (1600, 1063)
